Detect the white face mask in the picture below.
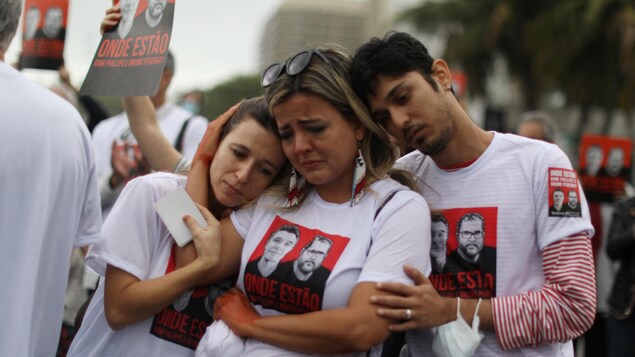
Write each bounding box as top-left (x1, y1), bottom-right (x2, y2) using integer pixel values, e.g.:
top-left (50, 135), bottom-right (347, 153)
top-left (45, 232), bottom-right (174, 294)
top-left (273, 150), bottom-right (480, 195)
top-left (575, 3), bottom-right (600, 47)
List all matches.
top-left (432, 297), bottom-right (484, 357)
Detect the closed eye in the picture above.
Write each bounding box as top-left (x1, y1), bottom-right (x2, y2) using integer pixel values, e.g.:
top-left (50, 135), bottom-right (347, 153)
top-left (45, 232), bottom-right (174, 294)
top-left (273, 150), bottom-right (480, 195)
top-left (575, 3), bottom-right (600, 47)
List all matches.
top-left (232, 149), bottom-right (247, 159)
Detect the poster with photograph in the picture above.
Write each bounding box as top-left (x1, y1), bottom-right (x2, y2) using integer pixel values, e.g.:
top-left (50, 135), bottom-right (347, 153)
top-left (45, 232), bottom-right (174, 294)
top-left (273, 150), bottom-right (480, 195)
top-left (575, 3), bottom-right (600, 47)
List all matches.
top-left (20, 0), bottom-right (68, 70)
top-left (578, 135), bottom-right (632, 202)
top-left (80, 0), bottom-right (176, 96)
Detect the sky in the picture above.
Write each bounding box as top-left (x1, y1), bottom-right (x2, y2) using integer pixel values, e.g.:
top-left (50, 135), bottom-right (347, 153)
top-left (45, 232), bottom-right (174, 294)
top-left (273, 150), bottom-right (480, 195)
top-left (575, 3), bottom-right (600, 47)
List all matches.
top-left (7, 0), bottom-right (284, 98)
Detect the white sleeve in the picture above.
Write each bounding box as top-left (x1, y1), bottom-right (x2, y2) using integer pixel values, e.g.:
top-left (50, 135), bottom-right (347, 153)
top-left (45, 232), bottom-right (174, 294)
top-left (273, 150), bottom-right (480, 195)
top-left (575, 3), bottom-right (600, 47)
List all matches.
top-left (75, 133), bottom-right (103, 247)
top-left (85, 176), bottom-right (169, 279)
top-left (358, 192), bottom-right (431, 284)
top-left (180, 115), bottom-right (209, 161)
top-left (534, 145), bottom-right (595, 249)
top-left (229, 203), bottom-right (257, 240)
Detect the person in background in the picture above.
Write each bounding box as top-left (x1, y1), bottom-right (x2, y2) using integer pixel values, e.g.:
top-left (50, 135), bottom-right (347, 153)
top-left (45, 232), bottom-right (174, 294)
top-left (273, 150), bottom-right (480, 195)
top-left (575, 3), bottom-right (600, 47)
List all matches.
top-left (0, 1), bottom-right (102, 356)
top-left (350, 31), bottom-right (595, 356)
top-left (91, 50), bottom-right (208, 220)
top-left (516, 110), bottom-right (560, 144)
top-left (605, 196), bottom-right (635, 357)
top-left (179, 89), bottom-right (205, 115)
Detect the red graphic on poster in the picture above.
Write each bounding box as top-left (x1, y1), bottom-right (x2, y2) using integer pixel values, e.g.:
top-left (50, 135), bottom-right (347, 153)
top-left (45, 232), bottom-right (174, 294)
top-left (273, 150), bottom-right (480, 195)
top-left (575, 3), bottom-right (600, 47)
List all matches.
top-left (80, 0), bottom-right (176, 96)
top-left (20, 0), bottom-right (68, 70)
top-left (548, 168), bottom-right (582, 217)
top-left (578, 135), bottom-right (632, 202)
top-left (428, 207), bottom-right (497, 299)
top-left (150, 244), bottom-right (232, 350)
top-left (243, 216), bottom-right (349, 314)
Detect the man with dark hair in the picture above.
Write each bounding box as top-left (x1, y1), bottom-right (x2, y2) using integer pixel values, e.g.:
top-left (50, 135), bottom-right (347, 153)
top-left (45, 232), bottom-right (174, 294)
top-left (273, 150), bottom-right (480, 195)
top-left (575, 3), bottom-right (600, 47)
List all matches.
top-left (244, 225), bottom-right (300, 278)
top-left (564, 189), bottom-right (582, 214)
top-left (0, 1), bottom-right (102, 355)
top-left (516, 110), bottom-right (559, 144)
top-left (292, 236), bottom-right (333, 282)
top-left (549, 188), bottom-right (566, 215)
top-left (351, 31), bottom-right (595, 355)
top-left (430, 213), bottom-right (448, 273)
top-left (444, 213), bottom-right (496, 281)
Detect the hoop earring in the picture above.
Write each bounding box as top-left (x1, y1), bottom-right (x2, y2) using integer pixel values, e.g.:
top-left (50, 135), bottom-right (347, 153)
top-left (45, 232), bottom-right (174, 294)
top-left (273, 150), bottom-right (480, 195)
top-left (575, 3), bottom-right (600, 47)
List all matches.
top-left (286, 167), bottom-right (306, 208)
top-left (350, 148), bottom-right (367, 206)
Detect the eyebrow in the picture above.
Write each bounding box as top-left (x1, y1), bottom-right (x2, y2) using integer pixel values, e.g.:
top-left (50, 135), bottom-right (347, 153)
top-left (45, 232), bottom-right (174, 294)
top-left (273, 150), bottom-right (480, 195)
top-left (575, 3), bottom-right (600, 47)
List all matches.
top-left (233, 143), bottom-right (280, 169)
top-left (370, 81), bottom-right (405, 119)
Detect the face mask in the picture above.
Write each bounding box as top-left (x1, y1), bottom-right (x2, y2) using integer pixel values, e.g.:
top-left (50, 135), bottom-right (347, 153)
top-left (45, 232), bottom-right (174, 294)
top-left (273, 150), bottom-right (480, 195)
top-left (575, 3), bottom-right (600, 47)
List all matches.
top-left (432, 297), bottom-right (484, 357)
top-left (181, 100), bottom-right (200, 115)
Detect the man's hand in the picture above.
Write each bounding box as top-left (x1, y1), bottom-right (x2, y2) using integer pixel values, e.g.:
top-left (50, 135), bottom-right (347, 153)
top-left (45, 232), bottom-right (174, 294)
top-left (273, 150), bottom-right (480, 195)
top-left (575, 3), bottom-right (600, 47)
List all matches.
top-left (370, 264), bottom-right (456, 331)
top-left (101, 5), bottom-right (121, 35)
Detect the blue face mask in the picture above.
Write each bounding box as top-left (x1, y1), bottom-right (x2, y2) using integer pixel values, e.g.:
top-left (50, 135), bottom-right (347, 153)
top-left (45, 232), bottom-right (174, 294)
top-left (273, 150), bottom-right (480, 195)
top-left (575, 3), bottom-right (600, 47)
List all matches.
top-left (181, 100), bottom-right (200, 115)
top-left (432, 297), bottom-right (484, 357)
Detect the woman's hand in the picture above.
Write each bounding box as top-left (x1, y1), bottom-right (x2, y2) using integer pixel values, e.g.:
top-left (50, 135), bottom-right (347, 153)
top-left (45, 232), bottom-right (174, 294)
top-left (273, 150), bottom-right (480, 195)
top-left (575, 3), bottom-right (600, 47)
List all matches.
top-left (100, 6), bottom-right (121, 35)
top-left (190, 101), bottom-right (241, 168)
top-left (183, 203), bottom-right (222, 272)
top-left (214, 288), bottom-right (261, 337)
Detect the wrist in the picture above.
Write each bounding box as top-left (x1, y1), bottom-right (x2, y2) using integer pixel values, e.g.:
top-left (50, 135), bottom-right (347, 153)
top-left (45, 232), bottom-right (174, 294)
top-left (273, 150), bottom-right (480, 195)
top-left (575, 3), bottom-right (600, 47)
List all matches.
top-left (194, 152), bottom-right (214, 167)
top-left (109, 174), bottom-right (123, 188)
top-left (445, 297), bottom-right (459, 324)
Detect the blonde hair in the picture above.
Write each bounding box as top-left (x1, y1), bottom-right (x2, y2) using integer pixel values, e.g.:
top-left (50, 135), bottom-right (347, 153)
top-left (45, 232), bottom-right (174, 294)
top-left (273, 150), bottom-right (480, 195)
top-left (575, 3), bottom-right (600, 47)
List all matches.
top-left (264, 44), bottom-right (416, 205)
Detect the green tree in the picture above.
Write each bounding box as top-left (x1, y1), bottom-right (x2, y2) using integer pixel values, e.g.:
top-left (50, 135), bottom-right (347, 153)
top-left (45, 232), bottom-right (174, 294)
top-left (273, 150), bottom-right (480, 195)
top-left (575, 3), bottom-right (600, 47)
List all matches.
top-left (526, 0), bottom-right (635, 136)
top-left (401, 0), bottom-right (554, 110)
top-left (200, 74), bottom-right (264, 119)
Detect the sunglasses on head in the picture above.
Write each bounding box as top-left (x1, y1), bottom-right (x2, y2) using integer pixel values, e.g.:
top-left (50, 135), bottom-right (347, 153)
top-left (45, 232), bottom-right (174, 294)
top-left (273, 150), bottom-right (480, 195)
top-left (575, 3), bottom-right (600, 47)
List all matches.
top-left (261, 48), bottom-right (330, 87)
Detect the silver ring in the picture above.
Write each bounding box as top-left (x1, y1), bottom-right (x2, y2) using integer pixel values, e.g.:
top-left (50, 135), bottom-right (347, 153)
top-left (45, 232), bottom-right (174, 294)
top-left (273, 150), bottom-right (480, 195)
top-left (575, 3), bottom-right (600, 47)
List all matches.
top-left (404, 308), bottom-right (412, 321)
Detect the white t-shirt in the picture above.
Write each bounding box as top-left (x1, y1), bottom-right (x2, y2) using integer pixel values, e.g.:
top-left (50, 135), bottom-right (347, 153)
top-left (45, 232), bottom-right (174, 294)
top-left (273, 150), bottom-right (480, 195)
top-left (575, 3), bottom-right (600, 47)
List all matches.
top-left (398, 133), bottom-right (594, 357)
top-left (70, 173), bottom-right (224, 357)
top-left (0, 62), bottom-right (102, 356)
top-left (92, 103), bottom-right (208, 215)
top-left (199, 178), bottom-right (431, 357)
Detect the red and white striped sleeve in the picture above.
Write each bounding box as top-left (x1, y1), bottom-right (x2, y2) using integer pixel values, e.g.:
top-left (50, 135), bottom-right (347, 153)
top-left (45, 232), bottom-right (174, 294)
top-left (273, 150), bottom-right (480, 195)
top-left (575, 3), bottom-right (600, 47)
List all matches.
top-left (491, 235), bottom-right (596, 350)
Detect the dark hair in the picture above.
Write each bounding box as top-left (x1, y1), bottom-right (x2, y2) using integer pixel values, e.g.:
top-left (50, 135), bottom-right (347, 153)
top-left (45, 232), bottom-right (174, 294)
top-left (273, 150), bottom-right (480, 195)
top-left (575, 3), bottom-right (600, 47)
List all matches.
top-left (269, 224), bottom-right (300, 241)
top-left (304, 235), bottom-right (333, 253)
top-left (0, 0), bottom-right (21, 50)
top-left (219, 96), bottom-right (279, 141)
top-left (431, 211), bottom-right (448, 227)
top-left (350, 31), bottom-right (438, 104)
top-left (164, 50), bottom-right (175, 74)
top-left (456, 212), bottom-right (484, 239)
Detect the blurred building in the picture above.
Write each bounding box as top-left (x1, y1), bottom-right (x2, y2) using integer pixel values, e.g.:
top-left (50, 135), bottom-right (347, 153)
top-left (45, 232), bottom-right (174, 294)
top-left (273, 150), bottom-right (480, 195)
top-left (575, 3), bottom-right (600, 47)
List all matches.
top-left (259, 0), bottom-right (369, 68)
top-left (259, 0), bottom-right (428, 69)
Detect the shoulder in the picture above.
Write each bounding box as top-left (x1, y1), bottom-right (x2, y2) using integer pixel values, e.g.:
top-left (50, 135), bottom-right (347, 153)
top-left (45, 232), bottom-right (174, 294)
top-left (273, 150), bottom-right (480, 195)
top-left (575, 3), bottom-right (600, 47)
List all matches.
top-left (92, 112), bottom-right (126, 134)
top-left (369, 178), bottom-right (429, 216)
top-left (396, 150), bottom-right (427, 170)
top-left (124, 172), bottom-right (186, 199)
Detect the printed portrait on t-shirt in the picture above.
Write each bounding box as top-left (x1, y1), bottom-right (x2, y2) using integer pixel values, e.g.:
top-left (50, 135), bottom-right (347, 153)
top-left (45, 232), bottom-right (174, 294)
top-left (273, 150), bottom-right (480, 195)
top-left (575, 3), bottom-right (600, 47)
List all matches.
top-left (243, 216), bottom-right (349, 314)
top-left (149, 244), bottom-right (231, 350)
top-left (548, 168), bottom-right (582, 218)
top-left (430, 212), bottom-right (449, 274)
top-left (428, 207), bottom-right (497, 299)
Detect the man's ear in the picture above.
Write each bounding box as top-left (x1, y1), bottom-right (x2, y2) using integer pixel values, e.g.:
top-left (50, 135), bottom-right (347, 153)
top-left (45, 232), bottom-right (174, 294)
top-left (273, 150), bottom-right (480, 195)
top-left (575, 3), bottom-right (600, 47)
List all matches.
top-left (431, 59), bottom-right (452, 91)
